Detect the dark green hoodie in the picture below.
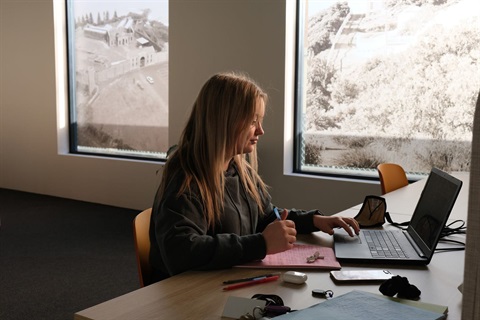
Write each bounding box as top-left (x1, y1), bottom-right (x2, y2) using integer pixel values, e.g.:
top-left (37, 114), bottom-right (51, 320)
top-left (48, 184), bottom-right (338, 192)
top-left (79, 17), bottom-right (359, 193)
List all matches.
top-left (149, 161), bottom-right (320, 283)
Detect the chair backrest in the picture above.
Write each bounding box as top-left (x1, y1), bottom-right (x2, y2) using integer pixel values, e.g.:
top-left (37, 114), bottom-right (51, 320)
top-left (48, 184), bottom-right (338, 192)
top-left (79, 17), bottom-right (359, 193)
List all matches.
top-left (462, 90), bottom-right (480, 319)
top-left (133, 208), bottom-right (152, 287)
top-left (377, 163), bottom-right (409, 195)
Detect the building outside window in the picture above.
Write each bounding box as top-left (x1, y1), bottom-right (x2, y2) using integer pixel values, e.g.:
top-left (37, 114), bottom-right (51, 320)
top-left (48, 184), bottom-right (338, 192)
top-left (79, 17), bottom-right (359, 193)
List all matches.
top-left (66, 1), bottom-right (169, 160)
top-left (296, 0), bottom-right (480, 180)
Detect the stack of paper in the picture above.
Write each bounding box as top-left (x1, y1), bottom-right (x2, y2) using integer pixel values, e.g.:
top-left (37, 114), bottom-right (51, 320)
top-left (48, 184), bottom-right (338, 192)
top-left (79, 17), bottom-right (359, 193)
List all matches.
top-left (274, 290), bottom-right (447, 320)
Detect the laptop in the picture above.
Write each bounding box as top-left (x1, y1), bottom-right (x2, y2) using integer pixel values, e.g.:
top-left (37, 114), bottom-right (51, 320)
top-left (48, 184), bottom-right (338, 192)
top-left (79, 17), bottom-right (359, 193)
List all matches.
top-left (333, 167), bottom-right (463, 265)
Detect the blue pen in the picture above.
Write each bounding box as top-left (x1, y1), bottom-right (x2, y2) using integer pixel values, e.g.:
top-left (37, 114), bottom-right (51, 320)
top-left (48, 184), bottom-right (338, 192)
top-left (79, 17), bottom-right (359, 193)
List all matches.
top-left (274, 207), bottom-right (282, 220)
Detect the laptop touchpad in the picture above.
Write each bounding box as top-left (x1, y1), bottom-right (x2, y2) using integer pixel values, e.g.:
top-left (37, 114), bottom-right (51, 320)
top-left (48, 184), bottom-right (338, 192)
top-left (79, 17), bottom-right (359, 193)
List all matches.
top-left (334, 229), bottom-right (362, 243)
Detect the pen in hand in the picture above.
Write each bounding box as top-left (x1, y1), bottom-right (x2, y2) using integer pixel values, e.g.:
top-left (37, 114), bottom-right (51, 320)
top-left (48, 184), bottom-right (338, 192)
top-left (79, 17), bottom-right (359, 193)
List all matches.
top-left (274, 207), bottom-right (286, 220)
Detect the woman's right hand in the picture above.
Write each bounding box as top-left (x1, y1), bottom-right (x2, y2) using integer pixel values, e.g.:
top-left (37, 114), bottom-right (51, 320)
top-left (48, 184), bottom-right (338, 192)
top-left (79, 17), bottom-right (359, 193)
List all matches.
top-left (262, 210), bottom-right (297, 254)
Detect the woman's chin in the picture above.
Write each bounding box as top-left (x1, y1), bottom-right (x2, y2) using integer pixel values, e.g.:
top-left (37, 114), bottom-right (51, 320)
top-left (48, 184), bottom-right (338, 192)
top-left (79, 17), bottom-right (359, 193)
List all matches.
top-left (243, 147), bottom-right (255, 154)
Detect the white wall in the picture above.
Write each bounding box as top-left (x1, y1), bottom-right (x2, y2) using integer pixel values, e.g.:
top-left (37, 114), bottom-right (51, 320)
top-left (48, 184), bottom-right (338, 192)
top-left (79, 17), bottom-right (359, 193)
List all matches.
top-left (0, 0), bottom-right (379, 213)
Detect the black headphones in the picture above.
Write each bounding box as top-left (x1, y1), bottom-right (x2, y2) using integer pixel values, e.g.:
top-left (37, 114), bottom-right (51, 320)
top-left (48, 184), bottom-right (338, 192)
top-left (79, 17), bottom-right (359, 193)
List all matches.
top-left (251, 293), bottom-right (285, 306)
top-left (379, 275), bottom-right (421, 300)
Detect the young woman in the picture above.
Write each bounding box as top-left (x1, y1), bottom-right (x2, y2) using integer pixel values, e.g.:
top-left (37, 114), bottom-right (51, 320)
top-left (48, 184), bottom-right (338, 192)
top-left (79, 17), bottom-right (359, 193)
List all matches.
top-left (149, 72), bottom-right (359, 282)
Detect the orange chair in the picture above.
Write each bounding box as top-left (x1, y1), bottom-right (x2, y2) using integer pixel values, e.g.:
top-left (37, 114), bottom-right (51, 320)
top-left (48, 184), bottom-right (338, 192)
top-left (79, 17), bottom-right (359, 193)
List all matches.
top-left (133, 208), bottom-right (152, 287)
top-left (377, 163), bottom-right (409, 195)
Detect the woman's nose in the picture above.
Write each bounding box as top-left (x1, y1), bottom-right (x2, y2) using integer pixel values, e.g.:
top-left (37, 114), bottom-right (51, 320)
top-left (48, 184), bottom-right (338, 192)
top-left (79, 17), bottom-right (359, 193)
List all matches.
top-left (255, 123), bottom-right (264, 135)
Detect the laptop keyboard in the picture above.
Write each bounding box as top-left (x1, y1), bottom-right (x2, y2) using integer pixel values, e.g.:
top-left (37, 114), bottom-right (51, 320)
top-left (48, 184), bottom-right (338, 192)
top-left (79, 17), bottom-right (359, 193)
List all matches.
top-left (364, 230), bottom-right (407, 258)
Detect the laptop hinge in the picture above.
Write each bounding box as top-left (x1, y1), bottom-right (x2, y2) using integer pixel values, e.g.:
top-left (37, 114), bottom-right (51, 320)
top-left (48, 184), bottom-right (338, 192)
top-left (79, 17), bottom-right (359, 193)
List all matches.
top-left (404, 231), bottom-right (426, 258)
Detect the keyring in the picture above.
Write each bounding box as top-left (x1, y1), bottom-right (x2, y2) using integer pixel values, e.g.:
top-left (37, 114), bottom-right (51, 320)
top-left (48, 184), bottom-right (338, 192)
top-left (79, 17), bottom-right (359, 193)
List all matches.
top-left (312, 289), bottom-right (334, 299)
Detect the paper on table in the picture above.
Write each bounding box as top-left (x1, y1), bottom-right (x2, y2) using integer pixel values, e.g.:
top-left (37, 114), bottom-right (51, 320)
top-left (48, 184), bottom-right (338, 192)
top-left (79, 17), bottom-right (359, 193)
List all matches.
top-left (377, 293), bottom-right (448, 315)
top-left (222, 296), bottom-right (266, 319)
top-left (274, 290), bottom-right (446, 320)
top-left (236, 244), bottom-right (341, 269)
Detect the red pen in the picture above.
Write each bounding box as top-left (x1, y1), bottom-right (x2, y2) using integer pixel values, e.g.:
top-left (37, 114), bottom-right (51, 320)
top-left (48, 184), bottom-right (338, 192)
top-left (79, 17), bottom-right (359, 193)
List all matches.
top-left (222, 275), bottom-right (280, 291)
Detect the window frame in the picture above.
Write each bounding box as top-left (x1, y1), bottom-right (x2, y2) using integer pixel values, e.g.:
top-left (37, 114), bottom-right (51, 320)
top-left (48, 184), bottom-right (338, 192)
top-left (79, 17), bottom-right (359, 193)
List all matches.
top-left (293, 0), bottom-right (476, 182)
top-left (64, 0), bottom-right (169, 162)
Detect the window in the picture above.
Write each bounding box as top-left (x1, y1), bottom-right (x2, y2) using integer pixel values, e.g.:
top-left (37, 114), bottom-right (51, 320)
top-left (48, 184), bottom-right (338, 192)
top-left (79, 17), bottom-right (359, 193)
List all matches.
top-left (66, 1), bottom-right (169, 160)
top-left (295, 0), bottom-right (480, 180)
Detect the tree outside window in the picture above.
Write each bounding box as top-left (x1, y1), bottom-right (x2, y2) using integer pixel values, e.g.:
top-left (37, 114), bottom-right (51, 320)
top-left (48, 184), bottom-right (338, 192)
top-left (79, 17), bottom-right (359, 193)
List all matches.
top-left (297, 0), bottom-right (480, 179)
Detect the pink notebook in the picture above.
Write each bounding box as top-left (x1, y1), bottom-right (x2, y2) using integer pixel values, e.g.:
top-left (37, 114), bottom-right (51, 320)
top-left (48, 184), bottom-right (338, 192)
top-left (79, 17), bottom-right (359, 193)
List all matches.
top-left (236, 244), bottom-right (341, 269)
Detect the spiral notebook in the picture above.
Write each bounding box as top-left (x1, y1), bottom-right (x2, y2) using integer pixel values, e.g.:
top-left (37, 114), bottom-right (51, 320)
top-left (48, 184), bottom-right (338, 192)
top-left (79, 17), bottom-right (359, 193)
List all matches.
top-left (236, 244), bottom-right (341, 269)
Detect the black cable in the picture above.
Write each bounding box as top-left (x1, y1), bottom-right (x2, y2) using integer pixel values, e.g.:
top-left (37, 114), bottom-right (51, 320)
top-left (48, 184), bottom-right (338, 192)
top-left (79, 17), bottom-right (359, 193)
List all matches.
top-left (387, 218), bottom-right (467, 252)
top-left (440, 220), bottom-right (466, 238)
top-left (435, 220), bottom-right (466, 252)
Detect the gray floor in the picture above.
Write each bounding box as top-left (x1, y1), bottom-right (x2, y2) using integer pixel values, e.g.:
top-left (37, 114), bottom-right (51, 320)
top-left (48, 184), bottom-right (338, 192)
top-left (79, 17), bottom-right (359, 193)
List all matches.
top-left (0, 188), bottom-right (141, 320)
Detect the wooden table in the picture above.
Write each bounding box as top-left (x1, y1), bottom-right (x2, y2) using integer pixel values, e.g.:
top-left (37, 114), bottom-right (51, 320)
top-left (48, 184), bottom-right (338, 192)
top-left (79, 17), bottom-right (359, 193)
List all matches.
top-left (75, 173), bottom-right (469, 320)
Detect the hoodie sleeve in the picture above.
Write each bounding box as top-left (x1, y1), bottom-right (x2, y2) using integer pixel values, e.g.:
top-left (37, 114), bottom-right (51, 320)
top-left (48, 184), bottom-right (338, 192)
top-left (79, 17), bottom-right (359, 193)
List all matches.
top-left (152, 192), bottom-right (267, 277)
top-left (255, 196), bottom-right (323, 234)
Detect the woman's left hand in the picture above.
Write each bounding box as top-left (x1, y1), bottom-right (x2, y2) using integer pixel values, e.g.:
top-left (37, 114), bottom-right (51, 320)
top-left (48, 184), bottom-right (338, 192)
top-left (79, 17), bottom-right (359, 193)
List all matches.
top-left (313, 215), bottom-right (360, 237)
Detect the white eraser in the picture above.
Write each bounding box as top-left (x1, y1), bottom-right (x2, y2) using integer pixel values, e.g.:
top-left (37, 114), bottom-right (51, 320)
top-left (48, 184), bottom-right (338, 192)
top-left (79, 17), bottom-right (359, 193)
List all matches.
top-left (282, 271), bottom-right (308, 284)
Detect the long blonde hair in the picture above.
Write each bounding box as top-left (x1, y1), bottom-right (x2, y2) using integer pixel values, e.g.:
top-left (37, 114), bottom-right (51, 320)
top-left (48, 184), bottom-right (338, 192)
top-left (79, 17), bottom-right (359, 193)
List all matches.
top-left (159, 72), bottom-right (269, 227)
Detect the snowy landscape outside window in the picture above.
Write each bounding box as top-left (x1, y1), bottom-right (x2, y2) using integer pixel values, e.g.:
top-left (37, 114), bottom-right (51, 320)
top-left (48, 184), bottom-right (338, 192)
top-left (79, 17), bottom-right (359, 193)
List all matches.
top-left (66, 1), bottom-right (169, 160)
top-left (296, 0), bottom-right (480, 180)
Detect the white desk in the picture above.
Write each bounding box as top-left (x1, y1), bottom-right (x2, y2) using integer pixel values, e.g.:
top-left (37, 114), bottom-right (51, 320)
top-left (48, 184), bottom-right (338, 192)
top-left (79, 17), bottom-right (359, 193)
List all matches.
top-left (75, 173), bottom-right (469, 320)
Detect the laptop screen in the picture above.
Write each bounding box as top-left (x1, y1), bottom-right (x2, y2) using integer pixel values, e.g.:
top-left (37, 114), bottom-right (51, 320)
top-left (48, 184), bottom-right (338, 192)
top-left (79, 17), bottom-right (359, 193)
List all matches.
top-left (408, 168), bottom-right (462, 255)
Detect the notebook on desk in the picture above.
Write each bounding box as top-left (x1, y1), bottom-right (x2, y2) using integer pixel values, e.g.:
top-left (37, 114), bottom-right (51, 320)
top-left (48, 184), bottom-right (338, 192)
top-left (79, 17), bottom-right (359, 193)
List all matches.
top-left (334, 167), bottom-right (462, 265)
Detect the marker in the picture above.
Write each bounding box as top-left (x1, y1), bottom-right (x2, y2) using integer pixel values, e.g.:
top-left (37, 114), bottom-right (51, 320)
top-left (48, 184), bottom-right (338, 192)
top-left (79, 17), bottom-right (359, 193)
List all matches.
top-left (222, 275), bottom-right (280, 291)
top-left (223, 272), bottom-right (281, 284)
top-left (274, 207), bottom-right (282, 220)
